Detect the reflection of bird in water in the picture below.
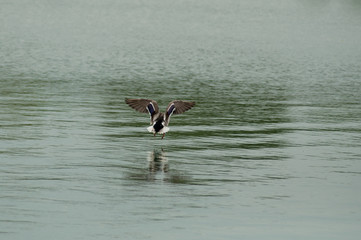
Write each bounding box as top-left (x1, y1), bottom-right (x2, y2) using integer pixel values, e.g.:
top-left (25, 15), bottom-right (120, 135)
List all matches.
top-left (145, 149), bottom-right (191, 184)
top-left (148, 149), bottom-right (168, 173)
top-left (125, 98), bottom-right (195, 139)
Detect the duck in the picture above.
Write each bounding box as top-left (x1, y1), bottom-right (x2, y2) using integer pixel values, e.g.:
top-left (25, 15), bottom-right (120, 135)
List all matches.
top-left (125, 98), bottom-right (195, 139)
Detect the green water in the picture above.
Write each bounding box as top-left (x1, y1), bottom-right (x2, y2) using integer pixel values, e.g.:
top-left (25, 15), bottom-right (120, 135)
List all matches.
top-left (1, 0), bottom-right (361, 239)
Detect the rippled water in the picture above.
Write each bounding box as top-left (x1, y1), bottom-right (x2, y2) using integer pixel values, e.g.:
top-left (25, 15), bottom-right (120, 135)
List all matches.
top-left (1, 0), bottom-right (361, 239)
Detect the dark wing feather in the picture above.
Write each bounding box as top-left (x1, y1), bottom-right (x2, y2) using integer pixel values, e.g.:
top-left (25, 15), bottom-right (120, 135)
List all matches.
top-left (125, 98), bottom-right (159, 115)
top-left (167, 100), bottom-right (195, 115)
top-left (165, 100), bottom-right (195, 124)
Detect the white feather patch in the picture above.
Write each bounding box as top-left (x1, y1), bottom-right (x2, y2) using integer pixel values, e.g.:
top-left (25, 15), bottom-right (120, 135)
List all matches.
top-left (147, 126), bottom-right (169, 134)
top-left (147, 126), bottom-right (154, 133)
top-left (158, 127), bottom-right (169, 134)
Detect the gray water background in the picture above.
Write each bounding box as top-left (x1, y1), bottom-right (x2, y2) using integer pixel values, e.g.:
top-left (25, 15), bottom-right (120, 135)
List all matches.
top-left (1, 0), bottom-right (361, 239)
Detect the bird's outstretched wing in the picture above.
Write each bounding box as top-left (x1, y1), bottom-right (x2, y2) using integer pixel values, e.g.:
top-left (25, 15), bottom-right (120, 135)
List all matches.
top-left (165, 100), bottom-right (195, 124)
top-left (125, 98), bottom-right (159, 118)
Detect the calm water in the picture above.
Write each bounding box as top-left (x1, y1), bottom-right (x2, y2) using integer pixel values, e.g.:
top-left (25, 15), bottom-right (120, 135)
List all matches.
top-left (1, 0), bottom-right (361, 239)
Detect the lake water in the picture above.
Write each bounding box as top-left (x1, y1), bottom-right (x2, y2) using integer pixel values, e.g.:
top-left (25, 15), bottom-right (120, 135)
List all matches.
top-left (1, 0), bottom-right (361, 239)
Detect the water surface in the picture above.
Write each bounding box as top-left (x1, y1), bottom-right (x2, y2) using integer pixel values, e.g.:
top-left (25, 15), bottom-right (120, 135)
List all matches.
top-left (1, 0), bottom-right (361, 239)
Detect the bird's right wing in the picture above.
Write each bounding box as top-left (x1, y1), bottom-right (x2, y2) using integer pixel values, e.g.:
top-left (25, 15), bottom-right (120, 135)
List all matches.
top-left (165, 100), bottom-right (195, 124)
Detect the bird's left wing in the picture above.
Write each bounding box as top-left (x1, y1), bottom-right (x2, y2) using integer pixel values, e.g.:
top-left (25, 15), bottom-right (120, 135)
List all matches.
top-left (125, 98), bottom-right (159, 117)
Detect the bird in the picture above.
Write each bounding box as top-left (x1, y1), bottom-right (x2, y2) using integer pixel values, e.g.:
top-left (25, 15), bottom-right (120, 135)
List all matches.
top-left (125, 98), bottom-right (195, 139)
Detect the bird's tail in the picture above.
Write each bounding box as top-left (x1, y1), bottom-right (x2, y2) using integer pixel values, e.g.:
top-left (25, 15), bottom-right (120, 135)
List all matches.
top-left (147, 126), bottom-right (169, 134)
